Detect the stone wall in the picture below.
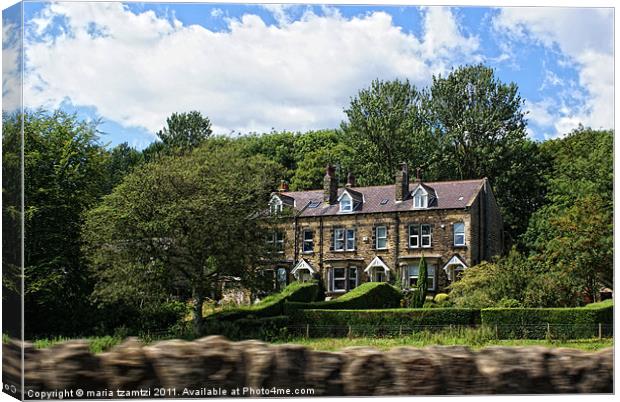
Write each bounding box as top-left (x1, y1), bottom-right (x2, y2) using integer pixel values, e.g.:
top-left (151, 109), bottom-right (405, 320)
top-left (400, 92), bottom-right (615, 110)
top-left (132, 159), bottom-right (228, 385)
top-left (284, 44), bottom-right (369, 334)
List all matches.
top-left (2, 337), bottom-right (613, 398)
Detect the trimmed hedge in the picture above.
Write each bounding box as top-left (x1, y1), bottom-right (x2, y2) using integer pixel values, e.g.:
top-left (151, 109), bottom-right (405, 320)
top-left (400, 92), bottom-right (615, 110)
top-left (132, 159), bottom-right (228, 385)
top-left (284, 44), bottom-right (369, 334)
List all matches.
top-left (203, 315), bottom-right (289, 341)
top-left (290, 308), bottom-right (480, 337)
top-left (481, 302), bottom-right (613, 339)
top-left (284, 282), bottom-right (402, 314)
top-left (207, 281), bottom-right (320, 322)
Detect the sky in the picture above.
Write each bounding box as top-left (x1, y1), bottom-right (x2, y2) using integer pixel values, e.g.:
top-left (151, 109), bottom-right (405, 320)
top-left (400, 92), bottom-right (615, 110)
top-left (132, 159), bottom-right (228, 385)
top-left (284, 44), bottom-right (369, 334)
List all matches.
top-left (2, 1), bottom-right (615, 149)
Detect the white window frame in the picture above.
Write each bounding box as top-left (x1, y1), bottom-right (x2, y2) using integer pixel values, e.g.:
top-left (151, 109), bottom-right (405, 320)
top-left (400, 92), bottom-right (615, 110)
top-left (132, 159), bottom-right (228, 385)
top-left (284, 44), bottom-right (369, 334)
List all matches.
top-left (302, 230), bottom-right (314, 253)
top-left (413, 187), bottom-right (428, 209)
top-left (339, 193), bottom-right (353, 213)
top-left (334, 228), bottom-right (345, 251)
top-left (346, 229), bottom-right (356, 251)
top-left (270, 198), bottom-right (283, 214)
top-left (454, 222), bottom-right (465, 246)
top-left (376, 226), bottom-right (388, 250)
top-left (421, 224), bottom-right (432, 248)
top-left (332, 267), bottom-right (347, 292)
top-left (275, 232), bottom-right (284, 253)
top-left (408, 225), bottom-right (419, 248)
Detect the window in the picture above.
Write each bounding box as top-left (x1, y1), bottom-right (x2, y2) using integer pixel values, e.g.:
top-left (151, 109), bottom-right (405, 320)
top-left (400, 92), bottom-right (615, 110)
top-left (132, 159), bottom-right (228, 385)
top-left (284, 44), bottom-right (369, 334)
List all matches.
top-left (270, 200), bottom-right (283, 214)
top-left (334, 228), bottom-right (345, 251)
top-left (408, 263), bottom-right (436, 290)
top-left (346, 229), bottom-right (356, 250)
top-left (334, 228), bottom-right (355, 251)
top-left (296, 269), bottom-right (312, 283)
top-left (376, 226), bottom-right (388, 249)
top-left (276, 267), bottom-right (288, 289)
top-left (302, 230), bottom-right (314, 253)
top-left (266, 232), bottom-right (284, 253)
top-left (413, 188), bottom-right (428, 209)
top-left (348, 267), bottom-right (358, 290)
top-left (454, 222), bottom-right (465, 246)
top-left (340, 193), bottom-right (352, 212)
top-left (421, 224), bottom-right (432, 248)
top-left (333, 267), bottom-right (346, 291)
top-left (408, 225), bottom-right (419, 248)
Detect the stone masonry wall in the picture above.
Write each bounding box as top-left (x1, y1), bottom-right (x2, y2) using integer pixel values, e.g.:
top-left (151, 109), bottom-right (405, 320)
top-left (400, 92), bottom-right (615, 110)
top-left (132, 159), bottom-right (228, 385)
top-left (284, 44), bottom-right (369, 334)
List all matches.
top-left (2, 337), bottom-right (613, 398)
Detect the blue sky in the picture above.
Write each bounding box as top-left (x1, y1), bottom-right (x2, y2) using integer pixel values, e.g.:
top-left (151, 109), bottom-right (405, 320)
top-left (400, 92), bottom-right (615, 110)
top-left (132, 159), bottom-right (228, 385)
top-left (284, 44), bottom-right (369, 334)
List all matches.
top-left (3, 2), bottom-right (614, 149)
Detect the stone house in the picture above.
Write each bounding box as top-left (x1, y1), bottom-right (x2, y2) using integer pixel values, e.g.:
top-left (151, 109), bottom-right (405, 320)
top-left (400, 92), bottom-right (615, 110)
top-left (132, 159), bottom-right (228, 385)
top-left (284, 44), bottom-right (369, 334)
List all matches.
top-left (266, 163), bottom-right (503, 297)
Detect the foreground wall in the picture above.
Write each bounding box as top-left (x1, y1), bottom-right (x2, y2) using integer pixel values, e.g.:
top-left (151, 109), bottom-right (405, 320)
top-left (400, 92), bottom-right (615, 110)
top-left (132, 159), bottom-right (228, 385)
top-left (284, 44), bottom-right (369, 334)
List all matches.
top-left (3, 336), bottom-right (613, 398)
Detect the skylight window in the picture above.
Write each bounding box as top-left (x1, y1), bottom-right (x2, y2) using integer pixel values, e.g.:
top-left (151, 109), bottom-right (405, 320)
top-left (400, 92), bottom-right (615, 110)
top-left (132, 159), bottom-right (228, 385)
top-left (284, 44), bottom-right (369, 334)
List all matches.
top-left (308, 201), bottom-right (321, 208)
top-left (380, 199), bottom-right (389, 205)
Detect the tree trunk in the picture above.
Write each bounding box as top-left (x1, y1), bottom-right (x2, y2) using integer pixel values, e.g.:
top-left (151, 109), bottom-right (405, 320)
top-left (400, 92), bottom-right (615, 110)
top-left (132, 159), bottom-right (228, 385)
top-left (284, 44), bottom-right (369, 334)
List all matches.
top-left (193, 287), bottom-right (205, 336)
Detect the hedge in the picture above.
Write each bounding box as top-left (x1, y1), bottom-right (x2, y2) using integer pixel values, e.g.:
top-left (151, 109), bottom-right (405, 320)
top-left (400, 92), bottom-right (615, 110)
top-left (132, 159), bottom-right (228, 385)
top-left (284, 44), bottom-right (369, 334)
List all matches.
top-left (289, 308), bottom-right (480, 337)
top-left (480, 302), bottom-right (613, 339)
top-left (203, 315), bottom-right (289, 341)
top-left (284, 282), bottom-right (402, 314)
top-left (207, 281), bottom-right (320, 322)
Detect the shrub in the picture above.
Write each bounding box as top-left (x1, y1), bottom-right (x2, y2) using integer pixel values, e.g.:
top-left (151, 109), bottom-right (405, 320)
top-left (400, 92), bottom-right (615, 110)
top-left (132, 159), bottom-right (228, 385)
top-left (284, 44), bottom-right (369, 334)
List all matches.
top-left (481, 302), bottom-right (613, 339)
top-left (290, 308), bottom-right (480, 337)
top-left (203, 316), bottom-right (289, 341)
top-left (434, 293), bottom-right (449, 303)
top-left (284, 282), bottom-right (402, 314)
top-left (208, 281), bottom-right (320, 321)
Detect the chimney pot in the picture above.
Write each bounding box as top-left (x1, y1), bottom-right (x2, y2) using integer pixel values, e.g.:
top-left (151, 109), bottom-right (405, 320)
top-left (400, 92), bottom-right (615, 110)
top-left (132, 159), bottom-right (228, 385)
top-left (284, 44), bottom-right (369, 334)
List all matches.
top-left (346, 172), bottom-right (356, 188)
top-left (278, 180), bottom-right (289, 192)
top-left (395, 162), bottom-right (409, 201)
top-left (323, 164), bottom-right (338, 203)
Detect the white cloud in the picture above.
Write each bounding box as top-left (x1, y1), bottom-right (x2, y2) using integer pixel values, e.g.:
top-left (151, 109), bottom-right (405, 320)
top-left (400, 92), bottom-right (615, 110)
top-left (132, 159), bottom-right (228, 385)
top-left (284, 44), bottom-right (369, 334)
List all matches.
top-left (493, 7), bottom-right (613, 136)
top-left (2, 20), bottom-right (21, 112)
top-left (210, 8), bottom-right (223, 18)
top-left (24, 3), bottom-right (480, 136)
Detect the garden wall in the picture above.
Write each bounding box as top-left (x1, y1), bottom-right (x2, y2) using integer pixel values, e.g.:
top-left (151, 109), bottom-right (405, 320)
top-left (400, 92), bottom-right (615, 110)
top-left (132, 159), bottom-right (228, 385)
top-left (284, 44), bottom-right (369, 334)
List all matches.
top-left (3, 336), bottom-right (612, 397)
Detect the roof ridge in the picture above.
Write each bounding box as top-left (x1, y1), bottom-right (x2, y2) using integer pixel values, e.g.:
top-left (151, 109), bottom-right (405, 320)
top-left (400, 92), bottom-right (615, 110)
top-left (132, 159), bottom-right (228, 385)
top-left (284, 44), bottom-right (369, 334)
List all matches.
top-left (285, 178), bottom-right (485, 194)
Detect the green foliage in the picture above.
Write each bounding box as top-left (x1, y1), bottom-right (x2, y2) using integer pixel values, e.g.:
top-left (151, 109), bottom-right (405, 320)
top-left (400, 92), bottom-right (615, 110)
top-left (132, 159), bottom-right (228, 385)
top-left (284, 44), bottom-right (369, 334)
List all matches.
top-left (203, 316), bottom-right (290, 341)
top-left (3, 111), bottom-right (111, 337)
top-left (207, 281), bottom-right (320, 322)
top-left (285, 282), bottom-right (402, 313)
top-left (83, 140), bottom-right (281, 333)
top-left (583, 299), bottom-right (614, 309)
top-left (106, 142), bottom-right (144, 191)
top-left (291, 308), bottom-right (481, 337)
top-left (481, 303), bottom-right (613, 339)
top-left (434, 293), bottom-right (449, 303)
top-left (155, 111), bottom-right (212, 154)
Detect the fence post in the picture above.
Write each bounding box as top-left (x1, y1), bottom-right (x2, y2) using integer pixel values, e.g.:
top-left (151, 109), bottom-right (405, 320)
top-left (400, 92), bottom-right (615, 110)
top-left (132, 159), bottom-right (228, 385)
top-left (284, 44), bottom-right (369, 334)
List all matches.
top-left (347, 325), bottom-right (352, 339)
top-left (495, 325), bottom-right (498, 339)
top-left (599, 323), bottom-right (602, 339)
top-left (399, 325), bottom-right (402, 336)
top-left (306, 324), bottom-right (310, 339)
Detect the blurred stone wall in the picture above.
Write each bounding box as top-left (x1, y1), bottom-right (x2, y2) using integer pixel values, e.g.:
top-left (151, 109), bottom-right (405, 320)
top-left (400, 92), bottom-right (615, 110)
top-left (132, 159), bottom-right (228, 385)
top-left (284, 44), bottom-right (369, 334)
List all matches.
top-left (3, 336), bottom-right (613, 398)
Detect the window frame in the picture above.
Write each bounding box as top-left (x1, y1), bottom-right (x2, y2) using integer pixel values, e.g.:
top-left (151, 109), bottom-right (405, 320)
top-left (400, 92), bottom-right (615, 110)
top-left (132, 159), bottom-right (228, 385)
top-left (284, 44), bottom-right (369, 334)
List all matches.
top-left (339, 193), bottom-right (353, 213)
top-left (408, 224), bottom-right (420, 248)
top-left (274, 231), bottom-right (284, 253)
top-left (332, 267), bottom-right (347, 292)
top-left (453, 222), bottom-right (466, 246)
top-left (421, 224), bottom-right (432, 248)
top-left (348, 267), bottom-right (358, 290)
top-left (302, 229), bottom-right (314, 253)
top-left (408, 263), bottom-right (436, 291)
top-left (346, 228), bottom-right (356, 251)
top-left (269, 197), bottom-right (283, 214)
top-left (334, 228), bottom-right (345, 251)
top-left (375, 225), bottom-right (388, 250)
top-left (412, 187), bottom-right (428, 209)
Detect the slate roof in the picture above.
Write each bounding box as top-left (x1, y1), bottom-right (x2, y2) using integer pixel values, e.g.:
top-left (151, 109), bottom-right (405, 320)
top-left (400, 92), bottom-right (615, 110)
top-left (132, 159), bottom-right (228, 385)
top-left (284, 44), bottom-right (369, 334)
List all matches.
top-left (273, 178), bottom-right (486, 217)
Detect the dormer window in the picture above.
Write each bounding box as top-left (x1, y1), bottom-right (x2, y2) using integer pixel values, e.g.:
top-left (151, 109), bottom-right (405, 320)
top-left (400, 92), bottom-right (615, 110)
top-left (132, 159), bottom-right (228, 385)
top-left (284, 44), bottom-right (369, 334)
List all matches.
top-left (412, 187), bottom-right (428, 209)
top-left (269, 196), bottom-right (283, 214)
top-left (339, 193), bottom-right (353, 212)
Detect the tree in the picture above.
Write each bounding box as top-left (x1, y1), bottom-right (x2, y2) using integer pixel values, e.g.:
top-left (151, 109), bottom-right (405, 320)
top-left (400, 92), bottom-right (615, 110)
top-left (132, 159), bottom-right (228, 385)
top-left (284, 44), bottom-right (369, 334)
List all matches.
top-left (106, 142), bottom-right (144, 191)
top-left (427, 64), bottom-right (547, 241)
top-left (341, 79), bottom-right (438, 186)
top-left (7, 110), bottom-right (110, 337)
top-left (144, 111), bottom-right (213, 160)
top-left (83, 141), bottom-right (281, 334)
top-left (415, 255), bottom-right (428, 308)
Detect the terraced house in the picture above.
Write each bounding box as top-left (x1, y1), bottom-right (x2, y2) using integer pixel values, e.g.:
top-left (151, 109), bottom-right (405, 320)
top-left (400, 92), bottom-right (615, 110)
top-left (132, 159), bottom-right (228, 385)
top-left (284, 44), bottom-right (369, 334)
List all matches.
top-left (266, 164), bottom-right (503, 297)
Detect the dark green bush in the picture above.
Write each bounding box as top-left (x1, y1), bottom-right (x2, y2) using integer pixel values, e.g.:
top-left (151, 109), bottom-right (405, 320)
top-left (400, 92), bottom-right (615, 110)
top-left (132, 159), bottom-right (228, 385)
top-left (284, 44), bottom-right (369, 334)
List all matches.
top-left (290, 308), bottom-right (480, 337)
top-left (208, 281), bottom-right (320, 321)
top-left (203, 315), bottom-right (289, 341)
top-left (284, 282), bottom-right (401, 314)
top-left (481, 302), bottom-right (613, 339)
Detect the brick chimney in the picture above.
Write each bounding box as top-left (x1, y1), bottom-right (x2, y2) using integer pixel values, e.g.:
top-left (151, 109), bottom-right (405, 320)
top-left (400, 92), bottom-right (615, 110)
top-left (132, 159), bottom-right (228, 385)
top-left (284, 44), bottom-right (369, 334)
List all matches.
top-left (414, 167), bottom-right (422, 183)
top-left (395, 162), bottom-right (409, 201)
top-left (345, 172), bottom-right (356, 188)
top-left (278, 179), bottom-right (289, 192)
top-left (323, 165), bottom-right (338, 204)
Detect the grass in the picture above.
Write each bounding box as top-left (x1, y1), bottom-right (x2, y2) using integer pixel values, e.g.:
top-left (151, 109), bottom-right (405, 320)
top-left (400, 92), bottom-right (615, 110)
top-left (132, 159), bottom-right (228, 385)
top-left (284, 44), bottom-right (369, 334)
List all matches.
top-left (273, 326), bottom-right (613, 351)
top-left (32, 335), bottom-right (126, 353)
